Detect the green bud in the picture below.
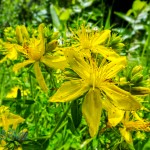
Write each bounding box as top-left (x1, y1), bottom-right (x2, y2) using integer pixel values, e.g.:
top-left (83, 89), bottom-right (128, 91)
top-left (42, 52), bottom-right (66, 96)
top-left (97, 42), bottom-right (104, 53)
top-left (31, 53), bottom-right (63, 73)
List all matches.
top-left (108, 34), bottom-right (124, 51)
top-left (14, 141), bottom-right (20, 147)
top-left (46, 40), bottom-right (58, 52)
top-left (64, 69), bottom-right (79, 78)
top-left (131, 65), bottom-right (143, 76)
top-left (6, 37), bottom-right (17, 43)
top-left (116, 43), bottom-right (125, 49)
top-left (51, 32), bottom-right (59, 40)
top-left (131, 73), bottom-right (143, 84)
top-left (131, 87), bottom-right (150, 95)
top-left (111, 34), bottom-right (121, 45)
top-left (8, 142), bottom-right (15, 149)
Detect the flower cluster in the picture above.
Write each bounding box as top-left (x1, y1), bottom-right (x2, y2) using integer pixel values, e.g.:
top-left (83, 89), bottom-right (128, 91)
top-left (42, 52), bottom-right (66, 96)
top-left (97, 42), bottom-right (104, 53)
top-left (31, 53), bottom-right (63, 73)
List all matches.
top-left (0, 24), bottom-right (150, 146)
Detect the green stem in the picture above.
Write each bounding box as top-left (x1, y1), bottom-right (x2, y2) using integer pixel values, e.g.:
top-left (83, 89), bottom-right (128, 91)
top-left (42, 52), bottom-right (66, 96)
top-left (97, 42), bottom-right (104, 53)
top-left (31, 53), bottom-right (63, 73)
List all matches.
top-left (31, 102), bottom-right (72, 141)
top-left (141, 25), bottom-right (150, 58)
top-left (0, 64), bottom-right (6, 105)
top-left (49, 103), bottom-right (72, 139)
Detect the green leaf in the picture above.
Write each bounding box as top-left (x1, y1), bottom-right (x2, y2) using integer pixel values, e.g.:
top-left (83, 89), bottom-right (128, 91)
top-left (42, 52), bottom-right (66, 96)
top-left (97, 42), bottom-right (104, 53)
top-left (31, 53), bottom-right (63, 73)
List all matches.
top-left (71, 100), bottom-right (82, 128)
top-left (16, 88), bottom-right (21, 100)
top-left (142, 139), bottom-right (150, 150)
top-left (59, 9), bottom-right (72, 21)
top-left (50, 4), bottom-right (62, 30)
top-left (104, 8), bottom-right (111, 29)
top-left (22, 139), bottom-right (49, 150)
top-left (67, 117), bottom-right (76, 134)
top-left (114, 12), bottom-right (135, 24)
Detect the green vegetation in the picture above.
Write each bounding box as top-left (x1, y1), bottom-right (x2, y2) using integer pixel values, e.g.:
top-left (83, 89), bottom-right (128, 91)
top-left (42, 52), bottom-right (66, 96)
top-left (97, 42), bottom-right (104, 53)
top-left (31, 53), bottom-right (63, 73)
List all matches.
top-left (0, 0), bottom-right (150, 150)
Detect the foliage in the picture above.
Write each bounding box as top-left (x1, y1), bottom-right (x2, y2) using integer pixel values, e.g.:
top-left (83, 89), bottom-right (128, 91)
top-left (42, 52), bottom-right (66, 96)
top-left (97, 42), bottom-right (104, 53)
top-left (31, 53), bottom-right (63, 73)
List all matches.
top-left (0, 0), bottom-right (150, 150)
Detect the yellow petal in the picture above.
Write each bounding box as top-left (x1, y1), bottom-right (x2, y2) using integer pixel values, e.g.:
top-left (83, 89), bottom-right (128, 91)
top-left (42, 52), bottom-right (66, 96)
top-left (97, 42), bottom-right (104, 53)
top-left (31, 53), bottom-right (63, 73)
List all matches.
top-left (82, 88), bottom-right (102, 137)
top-left (94, 45), bottom-right (120, 61)
top-left (0, 106), bottom-right (24, 131)
top-left (7, 47), bottom-right (18, 60)
top-left (34, 61), bottom-right (48, 92)
top-left (100, 56), bottom-right (126, 79)
top-left (50, 79), bottom-right (89, 102)
top-left (1, 114), bottom-right (9, 131)
top-left (102, 99), bottom-right (124, 127)
top-left (6, 113), bottom-right (24, 130)
top-left (6, 87), bottom-right (18, 98)
top-left (16, 26), bottom-right (23, 44)
top-left (21, 25), bottom-right (29, 40)
top-left (6, 87), bottom-right (30, 98)
top-left (5, 43), bottom-right (18, 60)
top-left (64, 49), bottom-right (90, 79)
top-left (0, 44), bottom-right (18, 63)
top-left (13, 60), bottom-right (35, 72)
top-left (40, 55), bottom-right (68, 70)
top-left (103, 84), bottom-right (141, 111)
top-left (38, 23), bottom-right (45, 39)
top-left (119, 127), bottom-right (133, 144)
top-left (0, 140), bottom-right (6, 148)
top-left (94, 30), bottom-right (111, 45)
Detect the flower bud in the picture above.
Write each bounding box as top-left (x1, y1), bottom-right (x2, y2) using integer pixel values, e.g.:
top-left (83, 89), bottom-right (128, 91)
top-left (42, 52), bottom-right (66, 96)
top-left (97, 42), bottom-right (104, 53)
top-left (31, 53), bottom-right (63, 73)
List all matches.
top-left (51, 32), bottom-right (59, 40)
top-left (131, 73), bottom-right (143, 84)
top-left (131, 87), bottom-right (150, 95)
top-left (46, 40), bottom-right (58, 52)
top-left (64, 68), bottom-right (79, 78)
top-left (131, 65), bottom-right (143, 76)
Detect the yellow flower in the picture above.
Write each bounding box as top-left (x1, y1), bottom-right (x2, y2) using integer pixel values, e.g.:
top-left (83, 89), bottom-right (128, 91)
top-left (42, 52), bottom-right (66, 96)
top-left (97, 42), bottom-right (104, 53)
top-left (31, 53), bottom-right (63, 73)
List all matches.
top-left (105, 108), bottom-right (150, 144)
top-left (0, 140), bottom-right (6, 150)
top-left (70, 25), bottom-right (120, 61)
top-left (6, 86), bottom-right (29, 98)
top-left (0, 26), bottom-right (23, 63)
top-left (119, 112), bottom-right (150, 144)
top-left (50, 50), bottom-right (141, 137)
top-left (0, 106), bottom-right (24, 131)
top-left (102, 99), bottom-right (125, 127)
top-left (13, 24), bottom-right (67, 92)
top-left (0, 40), bottom-right (18, 63)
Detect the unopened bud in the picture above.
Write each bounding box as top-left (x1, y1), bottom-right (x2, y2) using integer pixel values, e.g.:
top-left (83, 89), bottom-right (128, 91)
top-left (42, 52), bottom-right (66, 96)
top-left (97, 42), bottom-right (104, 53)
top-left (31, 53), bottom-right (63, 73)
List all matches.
top-left (116, 43), bottom-right (125, 49)
top-left (131, 87), bottom-right (150, 95)
top-left (46, 40), bottom-right (58, 52)
top-left (131, 74), bottom-right (143, 84)
top-left (64, 69), bottom-right (79, 78)
top-left (131, 65), bottom-right (143, 76)
top-left (51, 32), bottom-right (59, 40)
top-left (6, 37), bottom-right (17, 43)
